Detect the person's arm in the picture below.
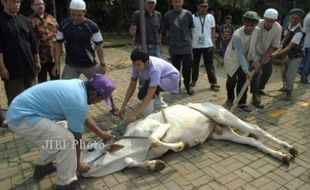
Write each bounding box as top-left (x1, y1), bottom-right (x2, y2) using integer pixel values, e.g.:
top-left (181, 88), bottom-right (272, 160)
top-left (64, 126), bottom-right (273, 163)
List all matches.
top-left (52, 42), bottom-right (62, 76)
top-left (129, 11), bottom-right (138, 36)
top-left (232, 35), bottom-right (249, 74)
top-left (34, 53), bottom-right (41, 73)
top-left (73, 133), bottom-right (90, 173)
top-left (118, 77), bottom-right (138, 118)
top-left (211, 15), bottom-right (216, 47)
top-left (273, 32), bottom-right (303, 57)
top-left (85, 113), bottom-right (112, 139)
top-left (0, 53), bottom-right (9, 79)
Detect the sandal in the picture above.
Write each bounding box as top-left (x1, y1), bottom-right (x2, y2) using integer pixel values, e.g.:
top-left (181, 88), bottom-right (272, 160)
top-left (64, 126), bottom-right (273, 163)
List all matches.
top-left (238, 105), bottom-right (252, 112)
top-left (110, 107), bottom-right (119, 116)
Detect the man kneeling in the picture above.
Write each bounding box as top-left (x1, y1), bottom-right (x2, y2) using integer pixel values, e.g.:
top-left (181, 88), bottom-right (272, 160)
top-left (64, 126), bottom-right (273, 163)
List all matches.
top-left (6, 74), bottom-right (115, 190)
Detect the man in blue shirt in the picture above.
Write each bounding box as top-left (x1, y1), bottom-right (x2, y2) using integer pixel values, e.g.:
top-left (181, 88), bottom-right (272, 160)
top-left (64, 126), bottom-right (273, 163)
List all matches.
top-left (6, 73), bottom-right (115, 189)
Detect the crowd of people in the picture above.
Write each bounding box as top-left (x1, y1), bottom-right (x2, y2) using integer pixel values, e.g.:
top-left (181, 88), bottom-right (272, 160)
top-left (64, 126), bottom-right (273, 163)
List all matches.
top-left (0, 0), bottom-right (309, 189)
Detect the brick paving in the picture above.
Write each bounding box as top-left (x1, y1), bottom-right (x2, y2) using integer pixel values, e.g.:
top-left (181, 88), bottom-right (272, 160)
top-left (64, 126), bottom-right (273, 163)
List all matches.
top-left (0, 46), bottom-right (309, 190)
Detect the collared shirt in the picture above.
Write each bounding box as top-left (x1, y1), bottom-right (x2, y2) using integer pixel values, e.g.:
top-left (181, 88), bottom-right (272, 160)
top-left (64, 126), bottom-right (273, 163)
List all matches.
top-left (131, 10), bottom-right (161, 45)
top-left (163, 9), bottom-right (194, 55)
top-left (303, 12), bottom-right (310, 48)
top-left (6, 79), bottom-right (89, 134)
top-left (56, 18), bottom-right (103, 68)
top-left (131, 56), bottom-right (180, 94)
top-left (192, 13), bottom-right (215, 48)
top-left (256, 19), bottom-right (282, 58)
top-left (0, 11), bottom-right (37, 79)
top-left (28, 13), bottom-right (58, 64)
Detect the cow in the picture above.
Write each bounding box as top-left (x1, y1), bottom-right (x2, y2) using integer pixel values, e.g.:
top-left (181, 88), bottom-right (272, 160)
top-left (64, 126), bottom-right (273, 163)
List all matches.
top-left (81, 103), bottom-right (298, 177)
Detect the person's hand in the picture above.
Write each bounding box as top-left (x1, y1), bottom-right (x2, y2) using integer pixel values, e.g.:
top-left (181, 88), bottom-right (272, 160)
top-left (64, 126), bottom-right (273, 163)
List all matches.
top-left (100, 130), bottom-right (113, 140)
top-left (252, 61), bottom-right (261, 72)
top-left (118, 107), bottom-right (126, 119)
top-left (51, 63), bottom-right (60, 77)
top-left (35, 62), bottom-right (41, 74)
top-left (0, 65), bottom-right (9, 79)
top-left (271, 48), bottom-right (282, 58)
top-left (129, 25), bottom-right (137, 36)
top-left (98, 64), bottom-right (106, 75)
top-left (246, 72), bottom-right (253, 80)
top-left (78, 162), bottom-right (91, 173)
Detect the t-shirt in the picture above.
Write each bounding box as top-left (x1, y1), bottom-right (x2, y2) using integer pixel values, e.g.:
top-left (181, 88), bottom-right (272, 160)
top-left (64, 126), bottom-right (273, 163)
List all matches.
top-left (163, 9), bottom-right (194, 55)
top-left (6, 79), bottom-right (89, 134)
top-left (303, 12), bottom-right (310, 48)
top-left (56, 18), bottom-right (103, 68)
top-left (131, 10), bottom-right (161, 45)
top-left (192, 13), bottom-right (215, 48)
top-left (131, 56), bottom-right (180, 93)
top-left (256, 19), bottom-right (282, 58)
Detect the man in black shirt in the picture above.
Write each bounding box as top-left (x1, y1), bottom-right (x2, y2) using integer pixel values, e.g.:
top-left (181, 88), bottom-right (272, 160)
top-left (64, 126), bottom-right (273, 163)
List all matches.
top-left (129, 0), bottom-right (162, 57)
top-left (0, 0), bottom-right (41, 105)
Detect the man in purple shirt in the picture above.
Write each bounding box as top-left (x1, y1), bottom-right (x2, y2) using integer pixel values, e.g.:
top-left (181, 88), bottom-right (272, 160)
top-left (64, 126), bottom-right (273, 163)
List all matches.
top-left (119, 49), bottom-right (180, 123)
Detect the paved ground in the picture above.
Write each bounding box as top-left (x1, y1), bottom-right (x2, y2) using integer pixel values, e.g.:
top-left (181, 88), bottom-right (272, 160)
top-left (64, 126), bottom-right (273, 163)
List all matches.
top-left (0, 46), bottom-right (309, 190)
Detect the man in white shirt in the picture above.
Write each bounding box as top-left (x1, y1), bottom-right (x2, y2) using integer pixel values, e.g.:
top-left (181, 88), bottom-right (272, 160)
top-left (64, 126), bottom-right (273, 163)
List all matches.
top-left (251, 8), bottom-right (282, 108)
top-left (299, 10), bottom-right (310, 84)
top-left (191, 0), bottom-right (220, 91)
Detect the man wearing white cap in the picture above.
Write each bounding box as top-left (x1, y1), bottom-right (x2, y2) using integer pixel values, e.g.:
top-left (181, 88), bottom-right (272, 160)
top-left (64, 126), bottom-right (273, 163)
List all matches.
top-left (55, 0), bottom-right (106, 79)
top-left (250, 8), bottom-right (282, 108)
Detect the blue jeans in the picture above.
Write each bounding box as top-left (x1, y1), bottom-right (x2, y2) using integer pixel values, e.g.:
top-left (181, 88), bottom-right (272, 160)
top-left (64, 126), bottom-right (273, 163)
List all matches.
top-left (136, 44), bottom-right (161, 57)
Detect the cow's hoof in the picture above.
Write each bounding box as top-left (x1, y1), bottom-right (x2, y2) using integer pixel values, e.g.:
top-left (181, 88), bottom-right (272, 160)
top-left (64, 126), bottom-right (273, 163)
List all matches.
top-left (153, 160), bottom-right (166, 172)
top-left (282, 156), bottom-right (290, 166)
top-left (248, 133), bottom-right (258, 140)
top-left (289, 147), bottom-right (298, 158)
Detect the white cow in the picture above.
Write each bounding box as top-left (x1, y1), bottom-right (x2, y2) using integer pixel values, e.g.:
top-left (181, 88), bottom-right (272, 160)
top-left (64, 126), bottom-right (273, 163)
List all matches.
top-left (81, 103), bottom-right (297, 177)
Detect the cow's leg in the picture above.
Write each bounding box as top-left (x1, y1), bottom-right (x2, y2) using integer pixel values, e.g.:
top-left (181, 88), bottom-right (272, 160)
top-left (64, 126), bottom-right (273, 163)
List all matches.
top-left (124, 157), bottom-right (166, 172)
top-left (149, 123), bottom-right (186, 152)
top-left (210, 127), bottom-right (293, 164)
top-left (247, 124), bottom-right (297, 157)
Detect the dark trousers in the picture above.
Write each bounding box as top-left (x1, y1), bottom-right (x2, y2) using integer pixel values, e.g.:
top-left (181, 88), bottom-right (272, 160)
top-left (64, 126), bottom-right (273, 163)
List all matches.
top-left (138, 80), bottom-right (162, 100)
top-left (4, 77), bottom-right (36, 105)
top-left (171, 54), bottom-right (192, 88)
top-left (226, 67), bottom-right (247, 105)
top-left (38, 62), bottom-right (60, 83)
top-left (258, 61), bottom-right (273, 90)
top-left (192, 48), bottom-right (217, 84)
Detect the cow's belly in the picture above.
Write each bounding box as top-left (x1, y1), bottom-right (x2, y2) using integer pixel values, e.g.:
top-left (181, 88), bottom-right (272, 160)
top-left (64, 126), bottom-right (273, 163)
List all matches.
top-left (147, 105), bottom-right (214, 159)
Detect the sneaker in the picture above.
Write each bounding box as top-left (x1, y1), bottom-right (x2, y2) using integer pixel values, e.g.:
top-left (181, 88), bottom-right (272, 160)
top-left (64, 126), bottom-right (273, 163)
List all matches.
top-left (210, 84), bottom-right (220, 92)
top-left (258, 90), bottom-right (267, 96)
top-left (33, 162), bottom-right (57, 181)
top-left (225, 99), bottom-right (233, 107)
top-left (186, 87), bottom-right (195, 95)
top-left (55, 180), bottom-right (80, 190)
top-left (280, 91), bottom-right (292, 101)
top-left (190, 82), bottom-right (196, 87)
top-left (301, 79), bottom-right (310, 84)
top-left (238, 105), bottom-right (252, 112)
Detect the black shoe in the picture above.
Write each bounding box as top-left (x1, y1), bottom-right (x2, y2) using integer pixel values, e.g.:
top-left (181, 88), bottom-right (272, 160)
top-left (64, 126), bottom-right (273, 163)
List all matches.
top-left (190, 82), bottom-right (196, 87)
top-left (225, 99), bottom-right (233, 107)
top-left (258, 90), bottom-right (267, 96)
top-left (186, 87), bottom-right (194, 95)
top-left (252, 101), bottom-right (264, 109)
top-left (33, 162), bottom-right (57, 181)
top-left (238, 105), bottom-right (252, 112)
top-left (210, 84), bottom-right (220, 92)
top-left (55, 180), bottom-right (80, 190)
